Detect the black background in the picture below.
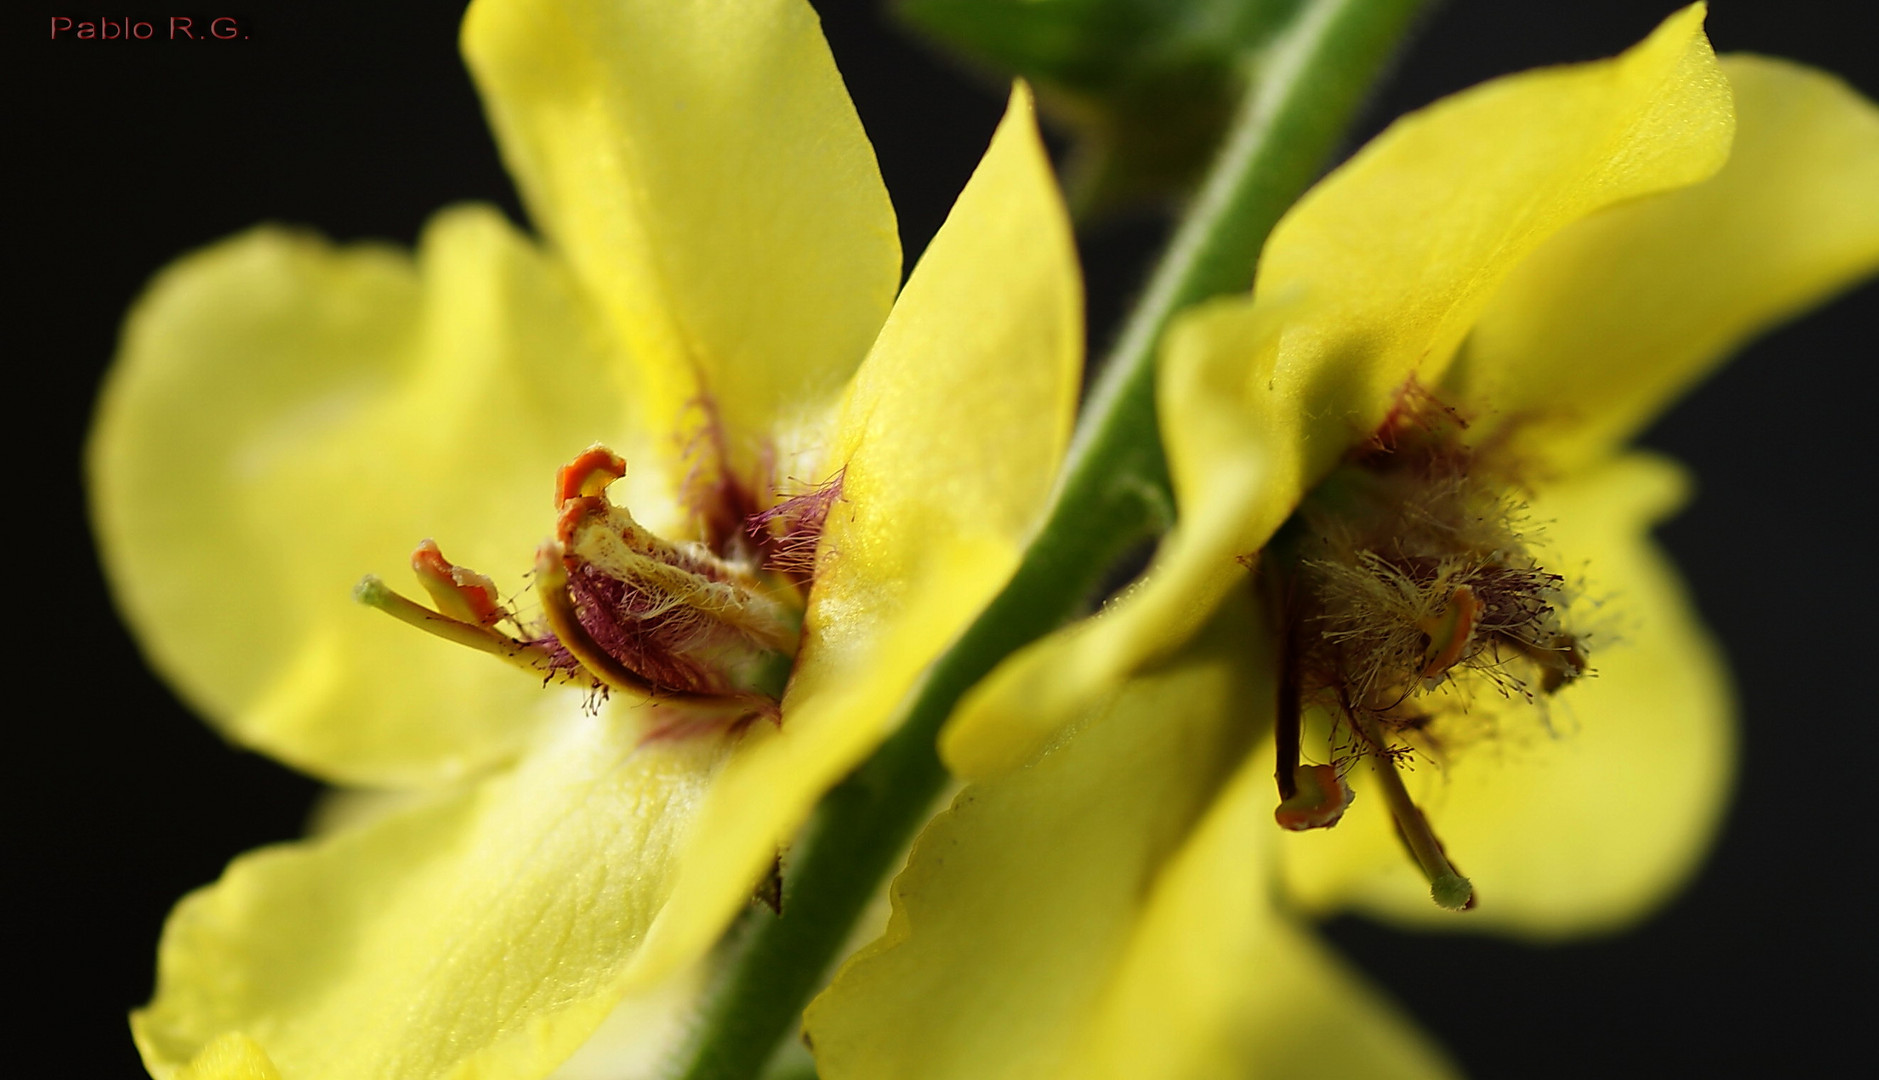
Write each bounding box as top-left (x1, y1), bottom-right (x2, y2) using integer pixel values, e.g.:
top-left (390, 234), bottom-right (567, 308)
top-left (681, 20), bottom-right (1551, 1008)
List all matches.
top-left (14, 1), bottom-right (1876, 1076)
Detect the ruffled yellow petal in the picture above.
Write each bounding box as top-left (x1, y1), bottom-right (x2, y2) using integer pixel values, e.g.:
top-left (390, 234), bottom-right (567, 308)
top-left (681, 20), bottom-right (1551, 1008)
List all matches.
top-left (133, 710), bottom-right (734, 1080)
top-left (944, 5), bottom-right (1735, 778)
top-left (810, 596), bottom-right (1452, 1079)
top-left (1448, 55), bottom-right (1879, 468)
top-left (462, 0), bottom-right (900, 478)
top-left (627, 85), bottom-right (1082, 984)
top-left (89, 206), bottom-right (631, 787)
top-left (1279, 455), bottom-right (1734, 936)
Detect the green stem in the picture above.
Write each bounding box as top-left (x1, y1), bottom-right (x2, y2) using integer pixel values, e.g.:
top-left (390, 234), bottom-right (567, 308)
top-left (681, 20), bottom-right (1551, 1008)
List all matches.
top-left (675, 2), bottom-right (1429, 1076)
top-left (1081, 0), bottom-right (1426, 457)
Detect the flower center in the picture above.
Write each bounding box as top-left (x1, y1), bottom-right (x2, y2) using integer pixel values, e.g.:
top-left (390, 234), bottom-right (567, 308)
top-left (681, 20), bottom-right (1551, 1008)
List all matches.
top-left (1266, 400), bottom-right (1586, 910)
top-left (541, 446), bottom-right (800, 703)
top-left (357, 444), bottom-right (829, 725)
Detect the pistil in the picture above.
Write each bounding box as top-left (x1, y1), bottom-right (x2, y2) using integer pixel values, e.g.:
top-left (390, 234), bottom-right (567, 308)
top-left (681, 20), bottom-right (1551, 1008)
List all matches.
top-left (1354, 711), bottom-right (1474, 910)
top-left (353, 572), bottom-right (579, 686)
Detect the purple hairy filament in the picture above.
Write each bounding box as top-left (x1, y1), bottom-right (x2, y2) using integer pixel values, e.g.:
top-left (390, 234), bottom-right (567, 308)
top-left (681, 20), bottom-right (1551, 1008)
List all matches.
top-left (552, 491), bottom-right (801, 703)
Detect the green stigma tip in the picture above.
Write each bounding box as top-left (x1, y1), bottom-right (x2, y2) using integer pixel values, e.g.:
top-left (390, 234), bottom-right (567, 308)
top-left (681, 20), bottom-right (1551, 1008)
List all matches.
top-left (1431, 873), bottom-right (1474, 911)
top-left (353, 575), bottom-right (389, 606)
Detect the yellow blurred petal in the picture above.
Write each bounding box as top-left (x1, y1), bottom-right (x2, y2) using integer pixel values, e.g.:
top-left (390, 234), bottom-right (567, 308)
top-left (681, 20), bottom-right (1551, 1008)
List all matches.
top-left (629, 85), bottom-right (1082, 983)
top-left (462, 0), bottom-right (899, 478)
top-left (812, 596), bottom-right (1451, 1079)
top-left (806, 597), bottom-right (1261, 1079)
top-left (1449, 55), bottom-right (1879, 467)
top-left (1071, 749), bottom-right (1455, 1080)
top-left (169, 1033), bottom-right (282, 1080)
top-left (1250, 2), bottom-right (1730, 480)
top-left (89, 207), bottom-right (633, 787)
top-left (133, 710), bottom-right (734, 1080)
top-left (941, 297), bottom-right (1285, 776)
top-left (1280, 455), bottom-right (1734, 936)
top-left (945, 5), bottom-right (1734, 778)
top-left (542, 958), bottom-right (712, 1080)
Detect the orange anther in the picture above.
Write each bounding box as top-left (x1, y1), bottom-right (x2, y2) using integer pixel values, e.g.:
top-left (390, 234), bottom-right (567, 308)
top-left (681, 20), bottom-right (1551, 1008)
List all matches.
top-left (555, 445), bottom-right (627, 506)
top-left (555, 495), bottom-right (606, 550)
top-left (1275, 763), bottom-right (1353, 831)
top-left (1417, 584), bottom-right (1479, 684)
top-left (410, 538), bottom-right (504, 626)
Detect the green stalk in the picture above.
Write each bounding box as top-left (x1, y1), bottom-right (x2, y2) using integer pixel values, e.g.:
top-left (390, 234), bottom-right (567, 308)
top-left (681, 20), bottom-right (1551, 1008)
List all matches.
top-left (675, 2), bottom-right (1429, 1076)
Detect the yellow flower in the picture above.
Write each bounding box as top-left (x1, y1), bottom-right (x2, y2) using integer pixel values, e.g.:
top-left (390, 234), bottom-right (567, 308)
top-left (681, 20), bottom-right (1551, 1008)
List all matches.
top-left (90, 1), bottom-right (1079, 1076)
top-left (805, 7), bottom-right (1879, 1077)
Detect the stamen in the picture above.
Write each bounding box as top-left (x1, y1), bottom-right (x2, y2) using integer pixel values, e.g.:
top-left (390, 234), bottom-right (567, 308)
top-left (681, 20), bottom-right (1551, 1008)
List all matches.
top-left (362, 443), bottom-right (803, 730)
top-left (1353, 712), bottom-right (1474, 911)
top-left (1275, 763), bottom-right (1354, 831)
top-left (533, 541), bottom-right (668, 698)
top-left (410, 539), bottom-right (504, 626)
top-left (1416, 583), bottom-right (1479, 687)
top-left (1274, 593), bottom-right (1303, 802)
top-left (1273, 585), bottom-right (1356, 830)
top-left (353, 575), bottom-right (577, 685)
top-left (555, 444), bottom-right (628, 504)
top-left (1272, 391), bottom-right (1577, 908)
top-left (1502, 631), bottom-right (1588, 694)
top-left (553, 462), bottom-right (800, 699)
top-left (747, 468), bottom-right (845, 580)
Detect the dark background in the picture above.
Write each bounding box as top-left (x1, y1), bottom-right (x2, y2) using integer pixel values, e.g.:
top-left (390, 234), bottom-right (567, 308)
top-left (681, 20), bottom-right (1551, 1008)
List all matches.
top-left (14, 1), bottom-right (1874, 1076)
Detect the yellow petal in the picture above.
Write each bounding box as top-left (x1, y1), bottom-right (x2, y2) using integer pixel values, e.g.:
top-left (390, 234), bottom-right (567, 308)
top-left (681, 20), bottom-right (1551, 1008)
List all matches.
top-left (541, 957), bottom-right (713, 1080)
top-left (89, 207), bottom-right (633, 787)
top-left (1249, 2), bottom-right (1729, 469)
top-left (810, 595), bottom-right (1452, 1079)
top-left (1069, 750), bottom-right (1455, 1080)
top-left (628, 84), bottom-right (1083, 984)
top-left (940, 297), bottom-right (1287, 776)
top-left (809, 83), bottom-right (1080, 679)
top-left (133, 710), bottom-right (734, 1080)
top-left (1279, 455), bottom-right (1734, 936)
top-left (1448, 55), bottom-right (1879, 468)
top-left (943, 4), bottom-right (1734, 777)
top-left (171, 1033), bottom-right (282, 1080)
top-left (806, 598), bottom-right (1260, 1079)
top-left (462, 0), bottom-right (900, 479)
